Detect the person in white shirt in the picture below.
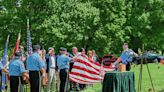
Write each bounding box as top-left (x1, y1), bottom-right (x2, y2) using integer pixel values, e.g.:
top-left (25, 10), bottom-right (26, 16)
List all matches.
top-left (45, 47), bottom-right (57, 92)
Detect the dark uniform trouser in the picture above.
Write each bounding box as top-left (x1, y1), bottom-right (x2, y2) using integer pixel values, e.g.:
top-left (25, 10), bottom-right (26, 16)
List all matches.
top-left (29, 71), bottom-right (40, 92)
top-left (126, 62), bottom-right (131, 71)
top-left (10, 76), bottom-right (21, 92)
top-left (69, 63), bottom-right (74, 90)
top-left (60, 69), bottom-right (68, 92)
top-left (0, 70), bottom-right (2, 92)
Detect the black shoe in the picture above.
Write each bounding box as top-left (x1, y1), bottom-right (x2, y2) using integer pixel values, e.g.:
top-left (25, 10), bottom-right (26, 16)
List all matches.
top-left (76, 88), bottom-right (80, 91)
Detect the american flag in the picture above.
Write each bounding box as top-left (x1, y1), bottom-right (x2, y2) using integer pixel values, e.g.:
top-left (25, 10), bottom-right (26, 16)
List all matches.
top-left (27, 18), bottom-right (32, 54)
top-left (70, 55), bottom-right (114, 84)
top-left (12, 33), bottom-right (21, 59)
top-left (1, 34), bottom-right (10, 90)
top-left (27, 30), bottom-right (32, 54)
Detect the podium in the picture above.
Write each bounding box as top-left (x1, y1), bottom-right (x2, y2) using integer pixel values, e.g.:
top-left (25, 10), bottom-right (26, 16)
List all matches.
top-left (102, 71), bottom-right (135, 92)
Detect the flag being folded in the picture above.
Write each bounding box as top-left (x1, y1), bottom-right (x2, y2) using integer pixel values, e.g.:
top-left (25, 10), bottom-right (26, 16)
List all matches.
top-left (70, 56), bottom-right (115, 84)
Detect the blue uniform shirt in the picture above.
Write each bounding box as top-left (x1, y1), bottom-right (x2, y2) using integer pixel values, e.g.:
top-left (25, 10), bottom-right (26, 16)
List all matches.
top-left (0, 62), bottom-right (4, 70)
top-left (57, 54), bottom-right (71, 70)
top-left (27, 52), bottom-right (45, 71)
top-left (120, 49), bottom-right (134, 64)
top-left (9, 57), bottom-right (26, 76)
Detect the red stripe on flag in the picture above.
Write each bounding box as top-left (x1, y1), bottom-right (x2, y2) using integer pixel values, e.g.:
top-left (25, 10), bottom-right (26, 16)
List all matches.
top-left (70, 76), bottom-right (100, 84)
top-left (70, 73), bottom-right (102, 82)
top-left (70, 77), bottom-right (91, 84)
top-left (70, 56), bottom-right (114, 84)
top-left (72, 65), bottom-right (100, 75)
top-left (74, 59), bottom-right (100, 72)
top-left (70, 72), bottom-right (100, 81)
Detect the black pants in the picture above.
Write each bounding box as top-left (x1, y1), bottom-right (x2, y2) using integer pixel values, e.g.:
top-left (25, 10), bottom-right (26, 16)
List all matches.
top-left (60, 69), bottom-right (68, 92)
top-left (126, 62), bottom-right (131, 71)
top-left (29, 71), bottom-right (40, 92)
top-left (10, 76), bottom-right (21, 92)
top-left (79, 84), bottom-right (86, 90)
top-left (69, 62), bottom-right (74, 72)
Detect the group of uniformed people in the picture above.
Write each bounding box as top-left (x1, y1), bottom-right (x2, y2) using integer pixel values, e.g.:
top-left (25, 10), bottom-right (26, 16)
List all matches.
top-left (0, 45), bottom-right (46, 92)
top-left (0, 42), bottom-right (137, 92)
top-left (0, 44), bottom-right (98, 92)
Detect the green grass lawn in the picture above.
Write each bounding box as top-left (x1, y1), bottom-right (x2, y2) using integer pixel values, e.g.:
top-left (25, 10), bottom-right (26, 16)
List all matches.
top-left (82, 63), bottom-right (164, 92)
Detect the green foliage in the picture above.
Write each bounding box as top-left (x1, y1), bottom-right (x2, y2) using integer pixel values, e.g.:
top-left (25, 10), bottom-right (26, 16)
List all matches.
top-left (0, 0), bottom-right (163, 56)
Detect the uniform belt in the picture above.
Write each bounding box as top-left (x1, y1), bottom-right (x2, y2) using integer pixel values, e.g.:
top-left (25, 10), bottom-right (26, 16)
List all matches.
top-left (50, 67), bottom-right (55, 69)
top-left (29, 71), bottom-right (40, 73)
top-left (60, 68), bottom-right (68, 71)
top-left (29, 71), bottom-right (41, 77)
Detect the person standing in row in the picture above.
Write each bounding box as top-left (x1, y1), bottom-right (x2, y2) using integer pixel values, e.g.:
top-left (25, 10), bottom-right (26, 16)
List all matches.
top-left (57, 47), bottom-right (75, 92)
top-left (79, 48), bottom-right (87, 90)
top-left (80, 48), bottom-right (87, 58)
top-left (27, 45), bottom-right (46, 92)
top-left (92, 50), bottom-right (98, 62)
top-left (87, 50), bottom-right (94, 61)
top-left (69, 47), bottom-right (80, 91)
top-left (0, 57), bottom-right (8, 92)
top-left (19, 46), bottom-right (26, 62)
top-left (9, 52), bottom-right (29, 92)
top-left (113, 43), bottom-right (138, 71)
top-left (45, 47), bottom-right (57, 92)
top-left (39, 49), bottom-right (48, 91)
top-left (69, 47), bottom-right (78, 72)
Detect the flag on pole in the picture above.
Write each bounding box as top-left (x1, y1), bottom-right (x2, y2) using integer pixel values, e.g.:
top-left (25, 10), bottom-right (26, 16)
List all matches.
top-left (70, 56), bottom-right (114, 84)
top-left (27, 19), bottom-right (32, 54)
top-left (12, 33), bottom-right (21, 59)
top-left (27, 30), bottom-right (32, 54)
top-left (1, 34), bottom-right (10, 90)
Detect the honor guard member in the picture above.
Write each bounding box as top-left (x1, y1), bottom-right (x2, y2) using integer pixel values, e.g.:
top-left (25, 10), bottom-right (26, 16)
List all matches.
top-left (69, 47), bottom-right (80, 91)
top-left (113, 43), bottom-right (138, 71)
top-left (0, 61), bottom-right (3, 92)
top-left (57, 47), bottom-right (75, 92)
top-left (27, 45), bottom-right (46, 92)
top-left (0, 58), bottom-right (8, 92)
top-left (9, 52), bottom-right (29, 92)
top-left (0, 56), bottom-right (9, 92)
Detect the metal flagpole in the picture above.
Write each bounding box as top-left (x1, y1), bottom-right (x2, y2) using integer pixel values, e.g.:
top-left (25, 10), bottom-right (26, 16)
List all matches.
top-left (138, 44), bottom-right (156, 92)
top-left (26, 18), bottom-right (30, 92)
top-left (138, 44), bottom-right (144, 92)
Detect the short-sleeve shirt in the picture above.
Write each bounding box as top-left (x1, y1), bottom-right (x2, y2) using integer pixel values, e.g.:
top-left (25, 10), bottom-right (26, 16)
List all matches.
top-left (27, 52), bottom-right (44, 71)
top-left (120, 49), bottom-right (134, 64)
top-left (57, 54), bottom-right (71, 70)
top-left (9, 58), bottom-right (26, 76)
top-left (0, 62), bottom-right (4, 70)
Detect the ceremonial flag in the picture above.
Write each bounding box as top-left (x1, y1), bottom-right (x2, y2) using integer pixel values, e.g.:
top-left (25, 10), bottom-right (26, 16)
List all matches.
top-left (12, 33), bottom-right (21, 59)
top-left (1, 34), bottom-right (10, 90)
top-left (27, 19), bottom-right (32, 54)
top-left (27, 30), bottom-right (32, 54)
top-left (70, 56), bottom-right (114, 84)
